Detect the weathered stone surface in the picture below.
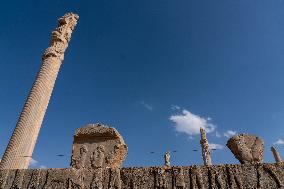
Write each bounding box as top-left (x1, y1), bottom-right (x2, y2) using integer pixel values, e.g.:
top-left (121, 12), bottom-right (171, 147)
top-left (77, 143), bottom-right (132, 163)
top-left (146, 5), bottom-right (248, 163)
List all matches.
top-left (71, 123), bottom-right (128, 169)
top-left (0, 163), bottom-right (283, 188)
top-left (227, 134), bottom-right (264, 164)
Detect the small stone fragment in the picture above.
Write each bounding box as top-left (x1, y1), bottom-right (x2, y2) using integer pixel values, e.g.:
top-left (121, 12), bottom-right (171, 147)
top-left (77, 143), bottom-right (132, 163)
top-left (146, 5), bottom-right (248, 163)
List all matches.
top-left (164, 152), bottom-right (170, 167)
top-left (271, 146), bottom-right (282, 163)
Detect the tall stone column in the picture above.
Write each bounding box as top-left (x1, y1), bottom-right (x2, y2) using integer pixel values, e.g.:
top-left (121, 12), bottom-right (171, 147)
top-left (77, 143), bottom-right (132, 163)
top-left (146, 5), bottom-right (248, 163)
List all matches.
top-left (200, 127), bottom-right (212, 165)
top-left (0, 13), bottom-right (79, 169)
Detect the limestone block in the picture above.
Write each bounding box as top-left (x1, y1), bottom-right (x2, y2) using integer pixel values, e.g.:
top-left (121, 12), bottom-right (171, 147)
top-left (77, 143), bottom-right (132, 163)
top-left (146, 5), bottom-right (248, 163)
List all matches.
top-left (71, 123), bottom-right (128, 169)
top-left (227, 134), bottom-right (264, 164)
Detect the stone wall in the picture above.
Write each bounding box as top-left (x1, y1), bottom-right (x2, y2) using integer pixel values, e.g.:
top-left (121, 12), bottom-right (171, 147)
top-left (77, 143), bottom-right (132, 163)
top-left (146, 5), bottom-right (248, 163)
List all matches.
top-left (0, 163), bottom-right (283, 188)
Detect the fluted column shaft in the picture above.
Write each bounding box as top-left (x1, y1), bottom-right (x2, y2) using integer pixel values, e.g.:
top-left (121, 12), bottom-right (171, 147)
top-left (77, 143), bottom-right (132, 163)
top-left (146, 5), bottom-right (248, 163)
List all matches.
top-left (0, 13), bottom-right (79, 169)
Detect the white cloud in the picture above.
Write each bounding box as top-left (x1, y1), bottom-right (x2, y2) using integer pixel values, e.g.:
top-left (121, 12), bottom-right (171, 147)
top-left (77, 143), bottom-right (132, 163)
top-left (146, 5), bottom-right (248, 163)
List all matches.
top-left (171, 105), bottom-right (181, 110)
top-left (273, 139), bottom-right (284, 145)
top-left (29, 158), bottom-right (38, 167)
top-left (140, 101), bottom-right (153, 111)
top-left (209, 143), bottom-right (224, 150)
top-left (39, 165), bottom-right (47, 169)
top-left (29, 158), bottom-right (46, 169)
top-left (188, 136), bottom-right (194, 140)
top-left (215, 131), bottom-right (221, 138)
top-left (224, 130), bottom-right (237, 138)
top-left (169, 109), bottom-right (216, 136)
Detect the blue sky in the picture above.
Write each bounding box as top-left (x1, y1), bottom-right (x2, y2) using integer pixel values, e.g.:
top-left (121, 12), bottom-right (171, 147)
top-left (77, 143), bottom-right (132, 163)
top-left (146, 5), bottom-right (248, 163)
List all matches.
top-left (1, 0), bottom-right (284, 168)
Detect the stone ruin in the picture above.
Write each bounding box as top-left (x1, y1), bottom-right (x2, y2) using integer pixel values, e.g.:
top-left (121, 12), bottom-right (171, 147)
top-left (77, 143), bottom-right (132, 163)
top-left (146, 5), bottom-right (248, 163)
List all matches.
top-left (227, 134), bottom-right (264, 164)
top-left (70, 123), bottom-right (128, 170)
top-left (164, 152), bottom-right (171, 167)
top-left (0, 124), bottom-right (284, 188)
top-left (0, 12), bottom-right (79, 170)
top-left (200, 128), bottom-right (212, 166)
top-left (1, 12), bottom-right (284, 189)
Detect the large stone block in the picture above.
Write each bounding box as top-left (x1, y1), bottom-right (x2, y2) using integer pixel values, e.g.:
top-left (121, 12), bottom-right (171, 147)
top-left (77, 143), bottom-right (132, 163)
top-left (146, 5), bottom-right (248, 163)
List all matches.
top-left (70, 123), bottom-right (128, 169)
top-left (227, 134), bottom-right (264, 164)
